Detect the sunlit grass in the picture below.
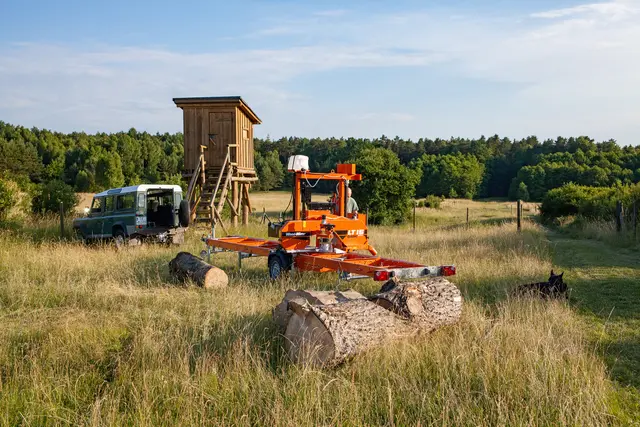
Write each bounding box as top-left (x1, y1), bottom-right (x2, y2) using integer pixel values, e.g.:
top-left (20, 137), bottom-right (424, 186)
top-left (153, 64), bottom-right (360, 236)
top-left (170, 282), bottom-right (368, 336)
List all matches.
top-left (0, 193), bottom-right (623, 425)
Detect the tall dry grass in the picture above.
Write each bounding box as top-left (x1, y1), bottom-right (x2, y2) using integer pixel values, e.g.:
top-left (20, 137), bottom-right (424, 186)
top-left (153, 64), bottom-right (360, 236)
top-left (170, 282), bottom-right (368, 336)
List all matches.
top-left (0, 197), bottom-right (617, 425)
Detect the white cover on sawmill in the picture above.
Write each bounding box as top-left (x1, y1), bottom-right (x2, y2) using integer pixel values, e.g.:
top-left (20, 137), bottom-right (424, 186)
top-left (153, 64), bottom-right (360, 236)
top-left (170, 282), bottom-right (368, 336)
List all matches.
top-left (287, 155), bottom-right (309, 172)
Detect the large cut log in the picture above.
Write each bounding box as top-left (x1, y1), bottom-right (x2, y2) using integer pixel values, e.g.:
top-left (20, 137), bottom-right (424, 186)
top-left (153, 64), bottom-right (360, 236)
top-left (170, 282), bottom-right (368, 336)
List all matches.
top-left (168, 251), bottom-right (228, 289)
top-left (273, 289), bottom-right (366, 329)
top-left (285, 299), bottom-right (417, 366)
top-left (280, 278), bottom-right (462, 367)
top-left (369, 277), bottom-right (463, 330)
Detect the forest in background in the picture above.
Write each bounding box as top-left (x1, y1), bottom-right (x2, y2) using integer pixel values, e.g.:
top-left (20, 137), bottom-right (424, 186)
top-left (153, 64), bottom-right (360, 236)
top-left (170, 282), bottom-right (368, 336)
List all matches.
top-left (2, 120), bottom-right (640, 204)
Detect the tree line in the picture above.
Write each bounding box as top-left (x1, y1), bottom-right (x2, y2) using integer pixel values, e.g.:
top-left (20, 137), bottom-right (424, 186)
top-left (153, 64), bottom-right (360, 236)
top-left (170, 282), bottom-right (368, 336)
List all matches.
top-left (256, 135), bottom-right (640, 201)
top-left (2, 120), bottom-right (640, 211)
top-left (0, 121), bottom-right (183, 193)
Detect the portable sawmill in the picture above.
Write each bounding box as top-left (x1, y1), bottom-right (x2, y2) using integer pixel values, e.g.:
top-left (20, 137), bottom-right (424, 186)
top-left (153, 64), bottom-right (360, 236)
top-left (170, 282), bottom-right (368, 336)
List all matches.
top-left (202, 155), bottom-right (456, 281)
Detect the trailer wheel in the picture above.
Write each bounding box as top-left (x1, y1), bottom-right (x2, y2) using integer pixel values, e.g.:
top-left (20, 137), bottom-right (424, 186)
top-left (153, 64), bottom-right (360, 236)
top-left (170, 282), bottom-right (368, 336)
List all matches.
top-left (268, 252), bottom-right (291, 280)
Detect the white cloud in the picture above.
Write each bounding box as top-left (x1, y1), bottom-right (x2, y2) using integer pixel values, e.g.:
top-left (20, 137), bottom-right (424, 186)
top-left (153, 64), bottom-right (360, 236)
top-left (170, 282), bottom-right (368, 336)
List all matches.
top-left (531, 1), bottom-right (638, 19)
top-left (0, 1), bottom-right (639, 143)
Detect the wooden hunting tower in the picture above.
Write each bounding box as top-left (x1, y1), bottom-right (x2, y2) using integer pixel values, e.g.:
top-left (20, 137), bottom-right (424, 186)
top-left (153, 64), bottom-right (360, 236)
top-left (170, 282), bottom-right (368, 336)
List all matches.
top-left (173, 96), bottom-right (261, 229)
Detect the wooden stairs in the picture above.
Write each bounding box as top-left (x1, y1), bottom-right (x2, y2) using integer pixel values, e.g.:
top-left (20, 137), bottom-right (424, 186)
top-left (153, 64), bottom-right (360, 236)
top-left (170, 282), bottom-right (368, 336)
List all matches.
top-left (186, 146), bottom-right (239, 234)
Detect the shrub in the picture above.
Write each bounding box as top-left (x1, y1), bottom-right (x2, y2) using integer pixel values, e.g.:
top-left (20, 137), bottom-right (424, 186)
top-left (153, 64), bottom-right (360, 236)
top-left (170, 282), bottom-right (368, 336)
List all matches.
top-left (414, 153), bottom-right (484, 199)
top-left (540, 182), bottom-right (638, 220)
top-left (32, 180), bottom-right (79, 215)
top-left (75, 170), bottom-right (92, 192)
top-left (348, 148), bottom-right (421, 225)
top-left (515, 182), bottom-right (530, 202)
top-left (423, 195), bottom-right (443, 209)
top-left (0, 178), bottom-right (18, 220)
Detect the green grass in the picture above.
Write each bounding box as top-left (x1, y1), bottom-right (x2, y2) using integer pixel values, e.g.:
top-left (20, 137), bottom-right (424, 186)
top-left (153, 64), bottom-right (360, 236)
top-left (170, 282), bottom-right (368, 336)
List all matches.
top-left (0, 195), bottom-right (637, 425)
top-left (549, 233), bottom-right (640, 423)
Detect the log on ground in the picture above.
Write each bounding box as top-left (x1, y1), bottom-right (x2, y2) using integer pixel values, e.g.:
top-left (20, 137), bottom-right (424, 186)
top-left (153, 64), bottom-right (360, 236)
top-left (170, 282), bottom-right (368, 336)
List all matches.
top-left (369, 277), bottom-right (463, 330)
top-left (168, 251), bottom-right (228, 289)
top-left (273, 289), bottom-right (366, 330)
top-left (285, 298), bottom-right (417, 367)
top-left (281, 278), bottom-right (463, 367)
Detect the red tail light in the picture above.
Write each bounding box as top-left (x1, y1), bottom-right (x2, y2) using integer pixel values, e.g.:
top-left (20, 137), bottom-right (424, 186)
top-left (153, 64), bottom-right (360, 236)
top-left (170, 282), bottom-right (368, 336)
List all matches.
top-left (441, 265), bottom-right (456, 276)
top-left (373, 270), bottom-right (390, 281)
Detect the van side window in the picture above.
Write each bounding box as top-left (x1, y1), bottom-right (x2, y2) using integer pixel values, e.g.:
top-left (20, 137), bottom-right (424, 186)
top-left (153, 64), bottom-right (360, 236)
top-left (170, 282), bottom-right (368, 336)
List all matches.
top-left (117, 194), bottom-right (135, 211)
top-left (105, 196), bottom-right (114, 212)
top-left (91, 197), bottom-right (104, 214)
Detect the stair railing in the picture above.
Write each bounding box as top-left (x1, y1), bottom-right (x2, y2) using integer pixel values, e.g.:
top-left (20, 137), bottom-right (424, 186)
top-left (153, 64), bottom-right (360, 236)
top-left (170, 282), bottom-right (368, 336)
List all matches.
top-left (187, 145), bottom-right (206, 219)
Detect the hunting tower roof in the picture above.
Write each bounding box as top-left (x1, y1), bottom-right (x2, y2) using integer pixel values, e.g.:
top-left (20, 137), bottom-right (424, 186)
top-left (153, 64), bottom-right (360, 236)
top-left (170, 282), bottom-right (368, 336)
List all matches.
top-left (172, 96), bottom-right (261, 124)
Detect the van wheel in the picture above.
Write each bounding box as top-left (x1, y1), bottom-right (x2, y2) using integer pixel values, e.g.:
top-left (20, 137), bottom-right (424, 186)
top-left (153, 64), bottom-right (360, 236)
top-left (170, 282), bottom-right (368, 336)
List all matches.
top-left (113, 229), bottom-right (127, 249)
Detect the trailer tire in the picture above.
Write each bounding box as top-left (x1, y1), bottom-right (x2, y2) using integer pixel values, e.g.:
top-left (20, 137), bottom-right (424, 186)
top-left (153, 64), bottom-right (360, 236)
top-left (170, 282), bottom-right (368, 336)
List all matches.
top-left (178, 200), bottom-right (190, 228)
top-left (268, 252), bottom-right (292, 280)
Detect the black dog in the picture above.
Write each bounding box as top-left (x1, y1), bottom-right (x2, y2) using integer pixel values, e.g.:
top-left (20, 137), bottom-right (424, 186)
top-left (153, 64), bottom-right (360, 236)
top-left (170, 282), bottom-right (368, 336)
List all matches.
top-left (516, 270), bottom-right (568, 299)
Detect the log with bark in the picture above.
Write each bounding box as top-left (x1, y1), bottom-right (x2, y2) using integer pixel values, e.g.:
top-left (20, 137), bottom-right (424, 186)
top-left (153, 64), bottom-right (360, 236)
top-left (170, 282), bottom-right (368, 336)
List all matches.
top-left (273, 289), bottom-right (366, 329)
top-left (168, 251), bottom-right (228, 289)
top-left (276, 278), bottom-right (462, 367)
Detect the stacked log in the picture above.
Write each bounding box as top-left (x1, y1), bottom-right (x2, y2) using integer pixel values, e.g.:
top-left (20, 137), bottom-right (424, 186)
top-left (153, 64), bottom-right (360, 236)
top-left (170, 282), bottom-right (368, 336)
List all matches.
top-left (275, 278), bottom-right (463, 367)
top-left (168, 252), bottom-right (228, 289)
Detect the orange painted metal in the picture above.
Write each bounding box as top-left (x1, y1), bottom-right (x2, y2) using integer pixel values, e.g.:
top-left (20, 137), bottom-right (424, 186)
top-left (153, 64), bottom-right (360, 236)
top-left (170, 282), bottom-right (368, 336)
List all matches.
top-left (336, 163), bottom-right (357, 175)
top-left (204, 161), bottom-right (455, 280)
top-left (205, 236), bottom-right (279, 256)
top-left (205, 234), bottom-right (429, 279)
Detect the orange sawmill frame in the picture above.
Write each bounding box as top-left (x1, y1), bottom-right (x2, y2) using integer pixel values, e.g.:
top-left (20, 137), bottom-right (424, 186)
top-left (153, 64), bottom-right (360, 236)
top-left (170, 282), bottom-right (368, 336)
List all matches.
top-left (203, 162), bottom-right (456, 281)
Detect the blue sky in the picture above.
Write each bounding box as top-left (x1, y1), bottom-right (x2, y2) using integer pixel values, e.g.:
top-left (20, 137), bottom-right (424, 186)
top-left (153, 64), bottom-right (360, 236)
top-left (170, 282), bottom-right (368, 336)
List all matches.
top-left (1, 0), bottom-right (639, 144)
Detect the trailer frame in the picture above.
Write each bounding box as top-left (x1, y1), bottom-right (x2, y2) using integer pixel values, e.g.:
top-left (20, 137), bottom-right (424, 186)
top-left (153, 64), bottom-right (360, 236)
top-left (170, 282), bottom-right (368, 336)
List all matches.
top-left (201, 160), bottom-right (456, 281)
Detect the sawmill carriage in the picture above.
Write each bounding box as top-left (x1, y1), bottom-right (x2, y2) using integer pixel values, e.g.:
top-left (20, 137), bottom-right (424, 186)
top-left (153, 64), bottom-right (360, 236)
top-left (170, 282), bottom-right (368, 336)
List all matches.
top-left (203, 155), bottom-right (456, 282)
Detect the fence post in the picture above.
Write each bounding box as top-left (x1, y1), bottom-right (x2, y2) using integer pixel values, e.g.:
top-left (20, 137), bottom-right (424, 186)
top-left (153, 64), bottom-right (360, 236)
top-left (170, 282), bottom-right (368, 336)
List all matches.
top-left (413, 201), bottom-right (416, 232)
top-left (634, 201), bottom-right (637, 240)
top-left (616, 201), bottom-right (623, 233)
top-left (466, 207), bottom-right (469, 228)
top-left (59, 202), bottom-right (65, 239)
top-left (517, 200), bottom-right (522, 232)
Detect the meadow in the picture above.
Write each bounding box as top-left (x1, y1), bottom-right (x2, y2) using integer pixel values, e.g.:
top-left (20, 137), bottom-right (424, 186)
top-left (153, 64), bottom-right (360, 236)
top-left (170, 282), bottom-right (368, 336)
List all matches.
top-left (0, 194), bottom-right (638, 425)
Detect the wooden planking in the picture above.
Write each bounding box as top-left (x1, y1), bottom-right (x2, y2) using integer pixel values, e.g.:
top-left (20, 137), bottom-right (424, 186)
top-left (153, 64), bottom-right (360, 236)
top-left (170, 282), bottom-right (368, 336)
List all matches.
top-left (179, 100), bottom-right (257, 174)
top-left (235, 108), bottom-right (253, 170)
top-left (208, 109), bottom-right (235, 169)
top-left (185, 108), bottom-right (197, 170)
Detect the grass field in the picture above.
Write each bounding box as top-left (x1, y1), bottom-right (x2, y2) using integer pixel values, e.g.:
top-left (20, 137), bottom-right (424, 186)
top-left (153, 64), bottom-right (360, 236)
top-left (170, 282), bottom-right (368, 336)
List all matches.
top-left (0, 193), bottom-right (638, 425)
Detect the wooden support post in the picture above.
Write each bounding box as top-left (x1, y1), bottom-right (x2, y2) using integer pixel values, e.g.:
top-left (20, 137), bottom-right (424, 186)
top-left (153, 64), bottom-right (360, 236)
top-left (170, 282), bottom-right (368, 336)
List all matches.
top-left (633, 201), bottom-right (637, 240)
top-left (413, 201), bottom-right (416, 232)
top-left (242, 183), bottom-right (250, 225)
top-left (616, 201), bottom-right (623, 233)
top-left (213, 208), bottom-right (229, 235)
top-left (466, 207), bottom-right (469, 228)
top-left (199, 146), bottom-right (206, 187)
top-left (59, 202), bottom-right (65, 239)
top-left (231, 180), bottom-right (239, 227)
top-left (517, 200), bottom-right (522, 232)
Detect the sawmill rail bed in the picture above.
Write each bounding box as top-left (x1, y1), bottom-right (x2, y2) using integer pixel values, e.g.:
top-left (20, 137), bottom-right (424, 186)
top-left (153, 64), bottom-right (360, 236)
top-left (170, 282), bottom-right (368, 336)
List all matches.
top-left (204, 236), bottom-right (456, 281)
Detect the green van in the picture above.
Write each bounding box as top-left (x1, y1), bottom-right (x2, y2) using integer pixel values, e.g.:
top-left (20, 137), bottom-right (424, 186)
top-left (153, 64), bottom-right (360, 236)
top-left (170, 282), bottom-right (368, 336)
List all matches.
top-left (73, 184), bottom-right (189, 246)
